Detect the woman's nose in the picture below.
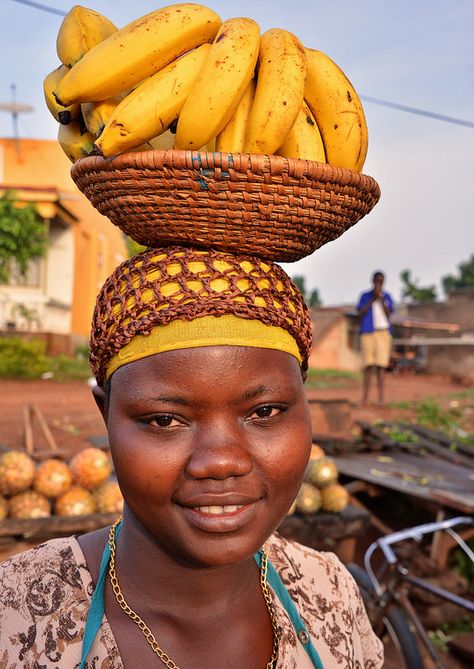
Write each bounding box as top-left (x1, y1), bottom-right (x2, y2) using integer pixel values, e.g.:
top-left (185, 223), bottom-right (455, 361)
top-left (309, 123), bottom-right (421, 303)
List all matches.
top-left (185, 422), bottom-right (253, 480)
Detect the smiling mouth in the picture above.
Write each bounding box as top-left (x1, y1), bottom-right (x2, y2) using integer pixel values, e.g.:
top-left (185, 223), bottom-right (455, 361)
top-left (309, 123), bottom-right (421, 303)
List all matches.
top-left (195, 505), bottom-right (244, 515)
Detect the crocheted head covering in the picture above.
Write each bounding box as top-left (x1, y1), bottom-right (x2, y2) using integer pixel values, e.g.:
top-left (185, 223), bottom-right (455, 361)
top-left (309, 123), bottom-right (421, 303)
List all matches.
top-left (89, 246), bottom-right (312, 386)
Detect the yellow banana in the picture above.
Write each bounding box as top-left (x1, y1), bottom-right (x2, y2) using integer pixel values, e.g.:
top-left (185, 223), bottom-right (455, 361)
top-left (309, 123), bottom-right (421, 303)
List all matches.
top-left (81, 93), bottom-right (126, 138)
top-left (43, 65), bottom-right (80, 124)
top-left (215, 78), bottom-right (256, 153)
top-left (277, 100), bottom-right (326, 162)
top-left (175, 17), bottom-right (260, 150)
top-left (245, 28), bottom-right (307, 154)
top-left (95, 44), bottom-right (211, 157)
top-left (304, 48), bottom-right (368, 172)
top-left (58, 119), bottom-right (95, 162)
top-left (56, 5), bottom-right (117, 68)
top-left (54, 4), bottom-right (221, 106)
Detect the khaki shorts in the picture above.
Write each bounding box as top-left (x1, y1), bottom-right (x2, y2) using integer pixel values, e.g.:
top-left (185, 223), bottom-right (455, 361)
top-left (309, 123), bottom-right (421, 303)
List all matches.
top-left (361, 330), bottom-right (392, 368)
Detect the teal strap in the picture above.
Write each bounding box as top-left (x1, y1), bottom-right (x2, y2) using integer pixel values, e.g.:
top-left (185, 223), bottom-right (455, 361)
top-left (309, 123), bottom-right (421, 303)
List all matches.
top-left (80, 524), bottom-right (323, 669)
top-left (254, 551), bottom-right (324, 669)
top-left (79, 522), bottom-right (122, 669)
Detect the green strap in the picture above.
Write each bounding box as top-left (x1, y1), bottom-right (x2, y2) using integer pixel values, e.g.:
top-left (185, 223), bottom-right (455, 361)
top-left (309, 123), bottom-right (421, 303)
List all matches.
top-left (80, 523), bottom-right (323, 669)
top-left (254, 551), bottom-right (324, 669)
top-left (79, 522), bottom-right (122, 669)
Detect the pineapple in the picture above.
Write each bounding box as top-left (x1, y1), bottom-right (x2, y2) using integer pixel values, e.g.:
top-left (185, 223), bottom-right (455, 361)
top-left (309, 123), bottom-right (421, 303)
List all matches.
top-left (320, 483), bottom-right (350, 513)
top-left (93, 480), bottom-right (123, 514)
top-left (0, 494), bottom-right (8, 520)
top-left (305, 458), bottom-right (338, 488)
top-left (309, 444), bottom-right (325, 461)
top-left (295, 482), bottom-right (321, 515)
top-left (8, 490), bottom-right (51, 519)
top-left (55, 485), bottom-right (96, 516)
top-left (0, 450), bottom-right (35, 496)
top-left (34, 458), bottom-right (73, 499)
top-left (69, 448), bottom-right (112, 490)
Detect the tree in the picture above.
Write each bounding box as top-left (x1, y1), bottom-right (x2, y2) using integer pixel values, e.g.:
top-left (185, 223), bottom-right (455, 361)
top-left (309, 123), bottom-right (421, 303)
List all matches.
top-left (308, 288), bottom-right (322, 307)
top-left (292, 275), bottom-right (323, 306)
top-left (124, 235), bottom-right (146, 257)
top-left (442, 254), bottom-right (474, 294)
top-left (400, 269), bottom-right (437, 303)
top-left (0, 191), bottom-right (47, 284)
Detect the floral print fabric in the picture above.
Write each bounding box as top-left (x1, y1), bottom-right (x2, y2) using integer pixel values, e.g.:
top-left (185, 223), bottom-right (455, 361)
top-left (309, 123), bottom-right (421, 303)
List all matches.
top-left (0, 533), bottom-right (383, 668)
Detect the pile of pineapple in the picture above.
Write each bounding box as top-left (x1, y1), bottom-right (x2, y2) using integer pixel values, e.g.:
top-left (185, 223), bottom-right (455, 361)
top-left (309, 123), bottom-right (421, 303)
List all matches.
top-left (289, 444), bottom-right (350, 517)
top-left (0, 447), bottom-right (123, 520)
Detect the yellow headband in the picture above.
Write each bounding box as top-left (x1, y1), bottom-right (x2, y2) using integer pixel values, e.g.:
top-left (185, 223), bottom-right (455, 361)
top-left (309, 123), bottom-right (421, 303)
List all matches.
top-left (106, 314), bottom-right (302, 379)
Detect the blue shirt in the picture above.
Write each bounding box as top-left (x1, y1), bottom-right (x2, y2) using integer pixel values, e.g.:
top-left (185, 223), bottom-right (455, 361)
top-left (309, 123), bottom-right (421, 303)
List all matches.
top-left (356, 289), bottom-right (394, 333)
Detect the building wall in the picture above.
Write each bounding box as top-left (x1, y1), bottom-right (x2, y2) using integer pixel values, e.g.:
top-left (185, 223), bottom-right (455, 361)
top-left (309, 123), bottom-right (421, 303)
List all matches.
top-left (407, 290), bottom-right (474, 332)
top-left (425, 344), bottom-right (474, 381)
top-left (0, 138), bottom-right (127, 337)
top-left (309, 318), bottom-right (361, 371)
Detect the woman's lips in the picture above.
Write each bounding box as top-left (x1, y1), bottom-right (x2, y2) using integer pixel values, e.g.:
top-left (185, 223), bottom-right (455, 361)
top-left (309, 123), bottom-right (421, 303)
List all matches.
top-left (180, 501), bottom-right (258, 532)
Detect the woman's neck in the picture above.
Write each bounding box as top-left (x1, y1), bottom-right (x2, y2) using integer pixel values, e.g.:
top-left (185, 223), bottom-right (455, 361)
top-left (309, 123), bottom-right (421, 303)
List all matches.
top-left (113, 510), bottom-right (261, 618)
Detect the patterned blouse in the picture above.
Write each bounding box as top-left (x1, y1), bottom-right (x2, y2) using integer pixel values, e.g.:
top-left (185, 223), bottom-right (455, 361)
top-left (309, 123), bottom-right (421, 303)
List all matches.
top-left (0, 532), bottom-right (383, 668)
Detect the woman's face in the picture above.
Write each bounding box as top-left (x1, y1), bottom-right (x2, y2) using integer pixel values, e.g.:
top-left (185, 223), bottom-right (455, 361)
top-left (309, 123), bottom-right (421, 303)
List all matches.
top-left (101, 346), bottom-right (311, 568)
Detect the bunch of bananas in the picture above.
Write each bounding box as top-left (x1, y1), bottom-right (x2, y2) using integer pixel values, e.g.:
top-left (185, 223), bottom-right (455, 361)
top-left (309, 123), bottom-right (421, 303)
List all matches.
top-left (45, 3), bottom-right (368, 171)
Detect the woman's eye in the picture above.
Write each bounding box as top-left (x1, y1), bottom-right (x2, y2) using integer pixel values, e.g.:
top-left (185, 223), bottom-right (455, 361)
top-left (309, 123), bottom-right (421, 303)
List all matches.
top-left (251, 405), bottom-right (282, 420)
top-left (147, 414), bottom-right (179, 428)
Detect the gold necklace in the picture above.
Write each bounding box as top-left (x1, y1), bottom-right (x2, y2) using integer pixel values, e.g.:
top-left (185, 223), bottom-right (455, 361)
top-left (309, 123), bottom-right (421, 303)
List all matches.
top-left (107, 517), bottom-right (280, 669)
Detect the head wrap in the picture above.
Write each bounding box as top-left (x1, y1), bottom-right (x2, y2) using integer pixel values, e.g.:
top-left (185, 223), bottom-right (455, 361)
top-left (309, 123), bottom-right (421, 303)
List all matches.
top-left (89, 246), bottom-right (312, 385)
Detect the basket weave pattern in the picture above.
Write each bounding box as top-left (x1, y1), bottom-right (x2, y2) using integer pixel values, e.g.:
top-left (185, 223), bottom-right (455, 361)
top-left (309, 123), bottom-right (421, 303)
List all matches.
top-left (89, 246), bottom-right (312, 385)
top-left (72, 150), bottom-right (381, 262)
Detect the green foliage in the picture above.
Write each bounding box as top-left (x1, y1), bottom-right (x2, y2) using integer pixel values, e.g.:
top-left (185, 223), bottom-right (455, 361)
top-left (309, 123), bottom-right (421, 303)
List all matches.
top-left (0, 337), bottom-right (91, 381)
top-left (292, 274), bottom-right (323, 306)
top-left (442, 254), bottom-right (474, 294)
top-left (125, 235), bottom-right (146, 257)
top-left (292, 274), bottom-right (306, 295)
top-left (305, 368), bottom-right (360, 389)
top-left (415, 398), bottom-right (463, 431)
top-left (385, 425), bottom-right (419, 443)
top-left (0, 191), bottom-right (47, 284)
top-left (46, 353), bottom-right (91, 381)
top-left (429, 617), bottom-right (474, 650)
top-left (400, 269), bottom-right (437, 303)
top-left (0, 337), bottom-right (48, 379)
top-left (308, 288), bottom-right (322, 307)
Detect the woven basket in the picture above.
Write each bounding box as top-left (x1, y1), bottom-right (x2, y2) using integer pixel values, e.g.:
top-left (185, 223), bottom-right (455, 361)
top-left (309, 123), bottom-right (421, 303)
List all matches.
top-left (71, 150), bottom-right (381, 262)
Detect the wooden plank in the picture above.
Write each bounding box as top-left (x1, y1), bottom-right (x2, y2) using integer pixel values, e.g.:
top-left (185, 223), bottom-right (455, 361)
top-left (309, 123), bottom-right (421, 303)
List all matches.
top-left (23, 405), bottom-right (33, 454)
top-left (0, 512), bottom-right (118, 538)
top-left (31, 404), bottom-right (58, 452)
top-left (332, 453), bottom-right (474, 513)
top-left (404, 423), bottom-right (474, 458)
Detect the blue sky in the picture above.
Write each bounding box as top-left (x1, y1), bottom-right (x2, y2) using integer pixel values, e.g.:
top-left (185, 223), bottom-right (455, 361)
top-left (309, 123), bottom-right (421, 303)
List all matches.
top-left (1, 0), bottom-right (473, 305)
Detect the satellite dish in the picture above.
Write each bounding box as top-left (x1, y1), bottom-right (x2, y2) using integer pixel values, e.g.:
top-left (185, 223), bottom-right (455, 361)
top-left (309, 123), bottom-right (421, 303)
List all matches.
top-left (0, 84), bottom-right (35, 141)
top-left (0, 103), bottom-right (34, 114)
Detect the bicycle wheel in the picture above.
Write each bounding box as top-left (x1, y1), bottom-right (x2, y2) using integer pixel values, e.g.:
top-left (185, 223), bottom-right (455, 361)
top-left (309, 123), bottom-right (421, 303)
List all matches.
top-left (347, 563), bottom-right (424, 669)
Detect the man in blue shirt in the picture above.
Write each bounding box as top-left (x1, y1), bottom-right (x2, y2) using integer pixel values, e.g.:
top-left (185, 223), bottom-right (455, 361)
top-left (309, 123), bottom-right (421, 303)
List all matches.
top-left (356, 271), bottom-right (395, 405)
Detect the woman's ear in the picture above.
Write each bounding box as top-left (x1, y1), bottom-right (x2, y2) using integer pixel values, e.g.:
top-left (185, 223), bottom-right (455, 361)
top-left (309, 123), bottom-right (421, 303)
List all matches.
top-left (92, 384), bottom-right (108, 425)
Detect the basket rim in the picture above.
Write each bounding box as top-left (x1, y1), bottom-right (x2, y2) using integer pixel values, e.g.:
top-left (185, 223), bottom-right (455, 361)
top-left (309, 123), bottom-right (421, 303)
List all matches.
top-left (71, 149), bottom-right (381, 194)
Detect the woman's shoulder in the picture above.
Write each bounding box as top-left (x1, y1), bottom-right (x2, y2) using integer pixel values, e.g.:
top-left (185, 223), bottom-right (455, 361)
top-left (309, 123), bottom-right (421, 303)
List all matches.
top-left (265, 533), bottom-right (384, 668)
top-left (265, 531), bottom-right (349, 583)
top-left (0, 535), bottom-right (90, 590)
top-left (0, 536), bottom-right (94, 663)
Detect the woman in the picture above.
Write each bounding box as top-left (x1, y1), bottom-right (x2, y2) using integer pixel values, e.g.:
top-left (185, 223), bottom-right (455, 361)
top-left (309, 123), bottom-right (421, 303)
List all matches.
top-left (0, 246), bottom-right (383, 668)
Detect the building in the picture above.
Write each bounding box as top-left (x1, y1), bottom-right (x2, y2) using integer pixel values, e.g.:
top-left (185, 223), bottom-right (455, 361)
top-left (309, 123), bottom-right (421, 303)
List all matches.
top-left (0, 138), bottom-right (127, 351)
